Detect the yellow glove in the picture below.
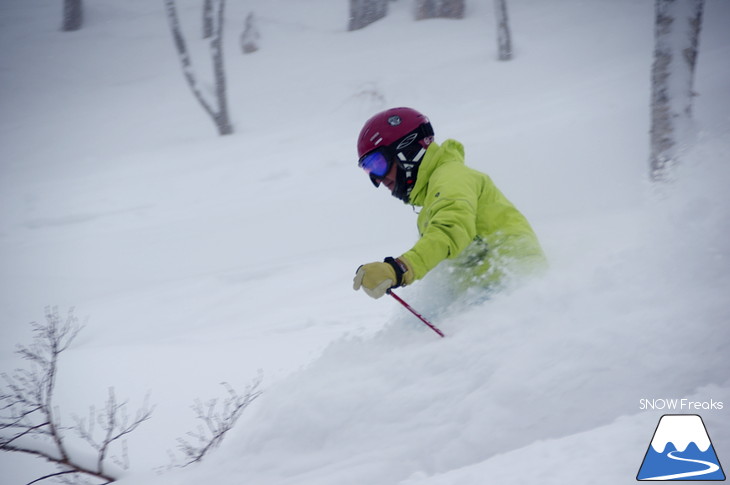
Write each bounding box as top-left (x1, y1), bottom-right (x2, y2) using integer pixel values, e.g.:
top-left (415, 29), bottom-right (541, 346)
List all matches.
top-left (353, 257), bottom-right (414, 299)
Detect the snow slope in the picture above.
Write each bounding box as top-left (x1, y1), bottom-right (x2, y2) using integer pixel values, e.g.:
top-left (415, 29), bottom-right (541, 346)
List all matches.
top-left (1, 1), bottom-right (728, 484)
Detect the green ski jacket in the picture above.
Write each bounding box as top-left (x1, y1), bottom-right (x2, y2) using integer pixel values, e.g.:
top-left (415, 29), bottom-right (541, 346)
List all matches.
top-left (400, 139), bottom-right (547, 289)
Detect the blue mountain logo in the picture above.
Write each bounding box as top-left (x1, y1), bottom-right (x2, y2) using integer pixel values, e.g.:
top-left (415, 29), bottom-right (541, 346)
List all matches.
top-left (637, 414), bottom-right (726, 481)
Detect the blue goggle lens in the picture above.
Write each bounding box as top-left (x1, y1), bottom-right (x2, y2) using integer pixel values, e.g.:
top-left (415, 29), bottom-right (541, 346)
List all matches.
top-left (358, 150), bottom-right (391, 178)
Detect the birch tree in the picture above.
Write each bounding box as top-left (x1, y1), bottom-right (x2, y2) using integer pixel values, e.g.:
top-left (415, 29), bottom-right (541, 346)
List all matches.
top-left (203, 0), bottom-right (214, 39)
top-left (62, 0), bottom-right (83, 31)
top-left (649, 0), bottom-right (704, 182)
top-left (349, 0), bottom-right (389, 31)
top-left (165, 0), bottom-right (234, 136)
top-left (494, 0), bottom-right (512, 61)
top-left (415, 0), bottom-right (465, 20)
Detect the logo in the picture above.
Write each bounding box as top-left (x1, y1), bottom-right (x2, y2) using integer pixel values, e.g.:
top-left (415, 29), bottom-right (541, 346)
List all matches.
top-left (387, 115), bottom-right (401, 126)
top-left (396, 133), bottom-right (418, 150)
top-left (639, 399), bottom-right (724, 411)
top-left (637, 414), bottom-right (725, 481)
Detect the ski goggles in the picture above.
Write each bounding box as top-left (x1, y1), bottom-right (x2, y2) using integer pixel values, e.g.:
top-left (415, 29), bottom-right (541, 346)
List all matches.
top-left (358, 148), bottom-right (393, 179)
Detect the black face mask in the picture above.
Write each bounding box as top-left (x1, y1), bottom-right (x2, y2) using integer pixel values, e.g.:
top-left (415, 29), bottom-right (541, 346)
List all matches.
top-left (391, 160), bottom-right (420, 202)
top-left (390, 128), bottom-right (433, 202)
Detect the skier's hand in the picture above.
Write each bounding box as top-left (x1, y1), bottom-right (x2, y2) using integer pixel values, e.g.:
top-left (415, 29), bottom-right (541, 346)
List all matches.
top-left (353, 258), bottom-right (413, 299)
top-left (353, 262), bottom-right (395, 299)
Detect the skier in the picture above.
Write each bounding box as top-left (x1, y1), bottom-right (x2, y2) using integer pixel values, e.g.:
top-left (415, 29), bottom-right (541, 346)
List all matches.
top-left (353, 107), bottom-right (547, 300)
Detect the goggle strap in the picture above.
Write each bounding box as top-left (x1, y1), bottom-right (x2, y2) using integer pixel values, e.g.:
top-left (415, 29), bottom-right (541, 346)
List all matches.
top-left (413, 147), bottom-right (427, 162)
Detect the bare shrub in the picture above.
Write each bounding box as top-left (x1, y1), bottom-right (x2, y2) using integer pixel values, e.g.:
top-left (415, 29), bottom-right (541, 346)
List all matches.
top-left (171, 376), bottom-right (263, 468)
top-left (0, 308), bottom-right (153, 484)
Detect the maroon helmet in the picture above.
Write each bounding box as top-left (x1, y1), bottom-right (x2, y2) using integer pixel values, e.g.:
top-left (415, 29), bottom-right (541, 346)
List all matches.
top-left (356, 107), bottom-right (434, 202)
top-left (357, 107), bottom-right (432, 159)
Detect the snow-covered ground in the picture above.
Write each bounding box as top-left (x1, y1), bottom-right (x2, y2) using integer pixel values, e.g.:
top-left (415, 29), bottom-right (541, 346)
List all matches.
top-left (1, 1), bottom-right (728, 484)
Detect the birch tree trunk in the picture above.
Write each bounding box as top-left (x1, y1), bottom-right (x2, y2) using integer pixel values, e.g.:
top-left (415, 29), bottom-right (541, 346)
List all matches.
top-left (494, 0), bottom-right (512, 61)
top-left (649, 0), bottom-right (704, 182)
top-left (415, 0), bottom-right (465, 20)
top-left (349, 0), bottom-right (388, 31)
top-left (62, 0), bottom-right (83, 31)
top-left (203, 0), bottom-right (214, 39)
top-left (165, 0), bottom-right (233, 136)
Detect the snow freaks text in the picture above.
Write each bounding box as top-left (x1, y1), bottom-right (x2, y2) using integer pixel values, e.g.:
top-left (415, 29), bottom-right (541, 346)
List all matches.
top-left (639, 399), bottom-right (724, 411)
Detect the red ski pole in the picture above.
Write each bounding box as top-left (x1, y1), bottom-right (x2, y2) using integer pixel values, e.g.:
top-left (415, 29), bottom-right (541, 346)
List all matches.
top-left (387, 290), bottom-right (445, 338)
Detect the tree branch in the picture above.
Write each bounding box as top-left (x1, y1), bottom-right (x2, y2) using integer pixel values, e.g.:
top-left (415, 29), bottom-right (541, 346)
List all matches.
top-left (172, 376), bottom-right (262, 467)
top-left (1, 308), bottom-right (152, 484)
top-left (26, 469), bottom-right (78, 485)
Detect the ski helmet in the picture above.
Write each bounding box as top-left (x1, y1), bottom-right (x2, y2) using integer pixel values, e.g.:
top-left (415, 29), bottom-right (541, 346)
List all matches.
top-left (357, 107), bottom-right (434, 202)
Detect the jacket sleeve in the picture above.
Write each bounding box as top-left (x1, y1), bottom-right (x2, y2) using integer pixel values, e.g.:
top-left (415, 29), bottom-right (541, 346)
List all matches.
top-left (400, 167), bottom-right (478, 280)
